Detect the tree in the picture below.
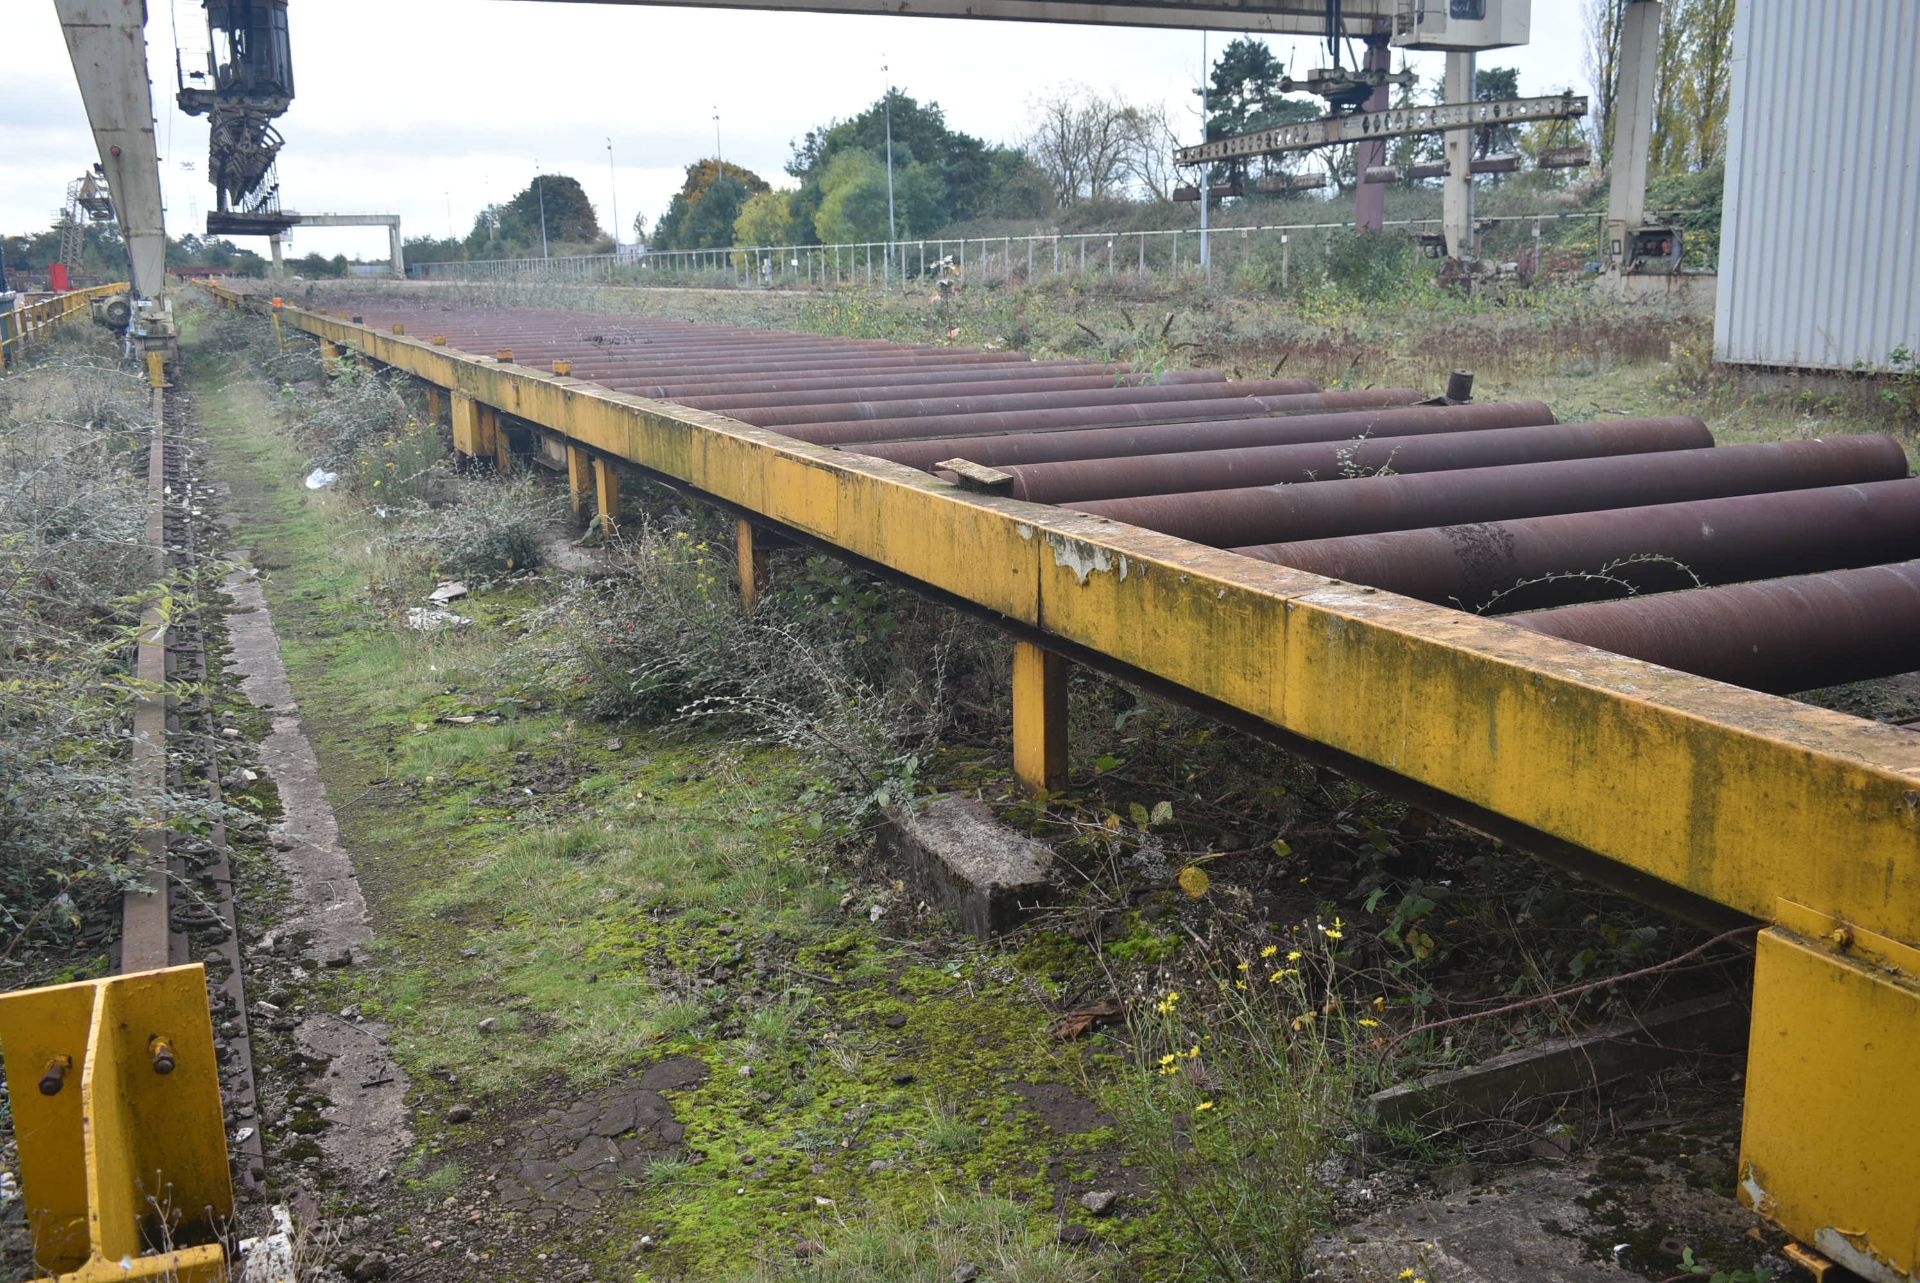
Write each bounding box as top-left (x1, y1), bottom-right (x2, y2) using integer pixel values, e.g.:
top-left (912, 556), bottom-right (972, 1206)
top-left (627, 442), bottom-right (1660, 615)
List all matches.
top-left (1584, 0), bottom-right (1624, 164)
top-left (1649, 1), bottom-right (1692, 173)
top-left (1118, 100), bottom-right (1183, 203)
top-left (1025, 85), bottom-right (1135, 204)
top-left (809, 149), bottom-right (946, 243)
top-left (462, 174), bottom-right (602, 257)
top-left (631, 211), bottom-right (649, 246)
top-left (733, 190), bottom-right (798, 248)
top-left (1199, 38), bottom-right (1320, 186)
top-left (1474, 66), bottom-right (1522, 156)
top-left (1679, 0), bottom-right (1735, 170)
top-left (403, 235), bottom-right (467, 266)
top-left (652, 159), bottom-right (769, 250)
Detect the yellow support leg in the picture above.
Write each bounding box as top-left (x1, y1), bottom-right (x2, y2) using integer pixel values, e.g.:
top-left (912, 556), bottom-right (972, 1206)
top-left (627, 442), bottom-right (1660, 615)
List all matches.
top-left (738, 518), bottom-right (770, 610)
top-left (450, 392), bottom-right (479, 459)
top-left (1739, 911), bottom-right (1920, 1283)
top-left (0, 966), bottom-right (232, 1283)
top-left (426, 385), bottom-right (443, 426)
top-left (1012, 641), bottom-right (1068, 795)
top-left (485, 404), bottom-right (512, 475)
top-left (594, 456), bottom-right (621, 534)
top-left (566, 444), bottom-right (594, 522)
top-left (145, 351), bottom-right (168, 390)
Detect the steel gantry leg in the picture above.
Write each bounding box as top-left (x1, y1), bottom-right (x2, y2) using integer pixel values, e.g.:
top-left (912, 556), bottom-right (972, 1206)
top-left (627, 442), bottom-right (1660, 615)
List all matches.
top-left (1012, 641), bottom-right (1069, 795)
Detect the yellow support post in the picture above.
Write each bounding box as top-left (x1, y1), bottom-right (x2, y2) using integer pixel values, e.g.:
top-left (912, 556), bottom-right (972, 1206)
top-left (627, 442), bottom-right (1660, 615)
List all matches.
top-left (0, 966), bottom-right (232, 1283)
top-left (481, 403), bottom-right (511, 475)
top-left (450, 391), bottom-right (480, 458)
top-left (269, 297), bottom-right (285, 351)
top-left (1012, 641), bottom-right (1068, 795)
top-left (737, 519), bottom-right (771, 610)
top-left (426, 385), bottom-right (443, 425)
top-left (593, 455), bottom-right (621, 533)
top-left (566, 444), bottom-right (594, 522)
top-left (145, 351), bottom-right (169, 389)
top-left (1739, 909), bottom-right (1920, 1282)
top-left (320, 341), bottom-right (340, 372)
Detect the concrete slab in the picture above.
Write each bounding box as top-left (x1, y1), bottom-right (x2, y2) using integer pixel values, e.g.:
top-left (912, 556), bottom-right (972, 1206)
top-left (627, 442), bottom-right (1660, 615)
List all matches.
top-left (878, 796), bottom-right (1054, 939)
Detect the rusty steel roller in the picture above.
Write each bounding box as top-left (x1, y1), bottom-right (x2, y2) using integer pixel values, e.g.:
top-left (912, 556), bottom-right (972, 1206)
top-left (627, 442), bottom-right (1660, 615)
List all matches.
top-left (731, 377), bottom-right (1325, 430)
top-left (856, 400), bottom-right (1558, 473)
top-left (1505, 559), bottom-right (1920, 694)
top-left (1254, 479), bottom-right (1920, 613)
top-left (677, 369), bottom-right (1226, 414)
top-left (626, 363), bottom-right (1216, 401)
top-left (996, 418), bottom-right (1712, 505)
top-left (790, 387), bottom-right (1424, 447)
top-left (1076, 436), bottom-right (1911, 548)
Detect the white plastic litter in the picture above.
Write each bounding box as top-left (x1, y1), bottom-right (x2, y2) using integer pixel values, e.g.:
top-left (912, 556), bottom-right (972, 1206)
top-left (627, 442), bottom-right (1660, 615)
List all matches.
top-left (303, 468), bottom-right (338, 490)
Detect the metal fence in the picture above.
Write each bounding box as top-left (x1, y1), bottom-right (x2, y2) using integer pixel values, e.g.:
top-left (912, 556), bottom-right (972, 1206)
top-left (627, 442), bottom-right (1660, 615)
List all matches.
top-left (417, 209), bottom-right (1710, 289)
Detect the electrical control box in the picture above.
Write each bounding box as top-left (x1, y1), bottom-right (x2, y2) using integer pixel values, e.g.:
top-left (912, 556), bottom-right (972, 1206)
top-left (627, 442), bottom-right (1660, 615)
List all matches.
top-left (1392, 0), bottom-right (1531, 51)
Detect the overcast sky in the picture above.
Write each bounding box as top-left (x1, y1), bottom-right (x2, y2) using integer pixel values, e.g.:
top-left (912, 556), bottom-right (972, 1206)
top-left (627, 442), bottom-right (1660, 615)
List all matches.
top-left (5, 0), bottom-right (1590, 260)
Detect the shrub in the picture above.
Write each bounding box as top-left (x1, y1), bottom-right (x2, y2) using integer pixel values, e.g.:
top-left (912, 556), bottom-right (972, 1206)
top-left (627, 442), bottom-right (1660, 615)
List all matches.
top-left (386, 476), bottom-right (560, 579)
top-left (537, 525), bottom-right (1000, 820)
top-left (0, 356), bottom-right (167, 970)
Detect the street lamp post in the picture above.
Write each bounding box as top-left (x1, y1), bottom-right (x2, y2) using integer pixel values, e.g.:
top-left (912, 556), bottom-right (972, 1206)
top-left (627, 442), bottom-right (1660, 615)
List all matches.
top-left (607, 138), bottom-right (620, 253)
top-left (714, 107), bottom-right (723, 165)
top-left (883, 61), bottom-right (897, 245)
top-left (535, 161), bottom-right (550, 260)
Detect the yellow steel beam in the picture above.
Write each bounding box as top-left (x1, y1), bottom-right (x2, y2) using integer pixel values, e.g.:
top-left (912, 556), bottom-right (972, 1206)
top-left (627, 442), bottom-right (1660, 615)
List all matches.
top-left (0, 966), bottom-right (232, 1282)
top-left (258, 301), bottom-right (1920, 953)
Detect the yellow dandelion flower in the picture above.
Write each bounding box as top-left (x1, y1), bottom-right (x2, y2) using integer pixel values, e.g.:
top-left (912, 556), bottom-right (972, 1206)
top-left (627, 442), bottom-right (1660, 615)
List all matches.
top-left (1261, 945), bottom-right (1279, 958)
top-left (1269, 971), bottom-right (1286, 983)
top-left (1358, 1018), bottom-right (1380, 1028)
top-left (1236, 961), bottom-right (1249, 971)
top-left (1193, 1100), bottom-right (1214, 1113)
top-left (1186, 1045), bottom-right (1200, 1059)
top-left (1287, 950), bottom-right (1303, 961)
top-left (1158, 1053), bottom-right (1177, 1067)
top-left (1399, 1271), bottom-right (1416, 1281)
top-left (1325, 928), bottom-right (1344, 941)
top-left (1373, 996), bottom-right (1387, 1013)
top-left (1234, 980), bottom-right (1247, 990)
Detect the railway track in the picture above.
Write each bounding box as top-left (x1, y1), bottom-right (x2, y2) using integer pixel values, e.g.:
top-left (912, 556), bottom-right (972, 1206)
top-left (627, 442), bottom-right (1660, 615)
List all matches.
top-left (124, 373), bottom-right (266, 1193)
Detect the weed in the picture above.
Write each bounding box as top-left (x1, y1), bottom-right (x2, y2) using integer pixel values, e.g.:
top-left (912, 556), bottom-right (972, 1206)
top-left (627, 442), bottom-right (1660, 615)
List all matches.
top-left (1100, 959), bottom-right (1354, 1283)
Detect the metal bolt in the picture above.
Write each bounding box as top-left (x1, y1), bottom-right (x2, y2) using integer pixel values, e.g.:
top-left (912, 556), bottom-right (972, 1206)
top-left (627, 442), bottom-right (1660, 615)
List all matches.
top-left (149, 1035), bottom-right (177, 1075)
top-left (1825, 926), bottom-right (1854, 953)
top-left (39, 1056), bottom-right (72, 1096)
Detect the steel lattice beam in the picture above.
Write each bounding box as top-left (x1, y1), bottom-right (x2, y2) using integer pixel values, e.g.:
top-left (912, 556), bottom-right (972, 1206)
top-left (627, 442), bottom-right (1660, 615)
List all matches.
top-left (1176, 94), bottom-right (1588, 164)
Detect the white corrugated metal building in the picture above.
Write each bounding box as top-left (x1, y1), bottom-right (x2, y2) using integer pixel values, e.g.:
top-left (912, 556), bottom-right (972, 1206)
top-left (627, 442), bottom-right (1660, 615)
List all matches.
top-left (1715, 0), bottom-right (1919, 372)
